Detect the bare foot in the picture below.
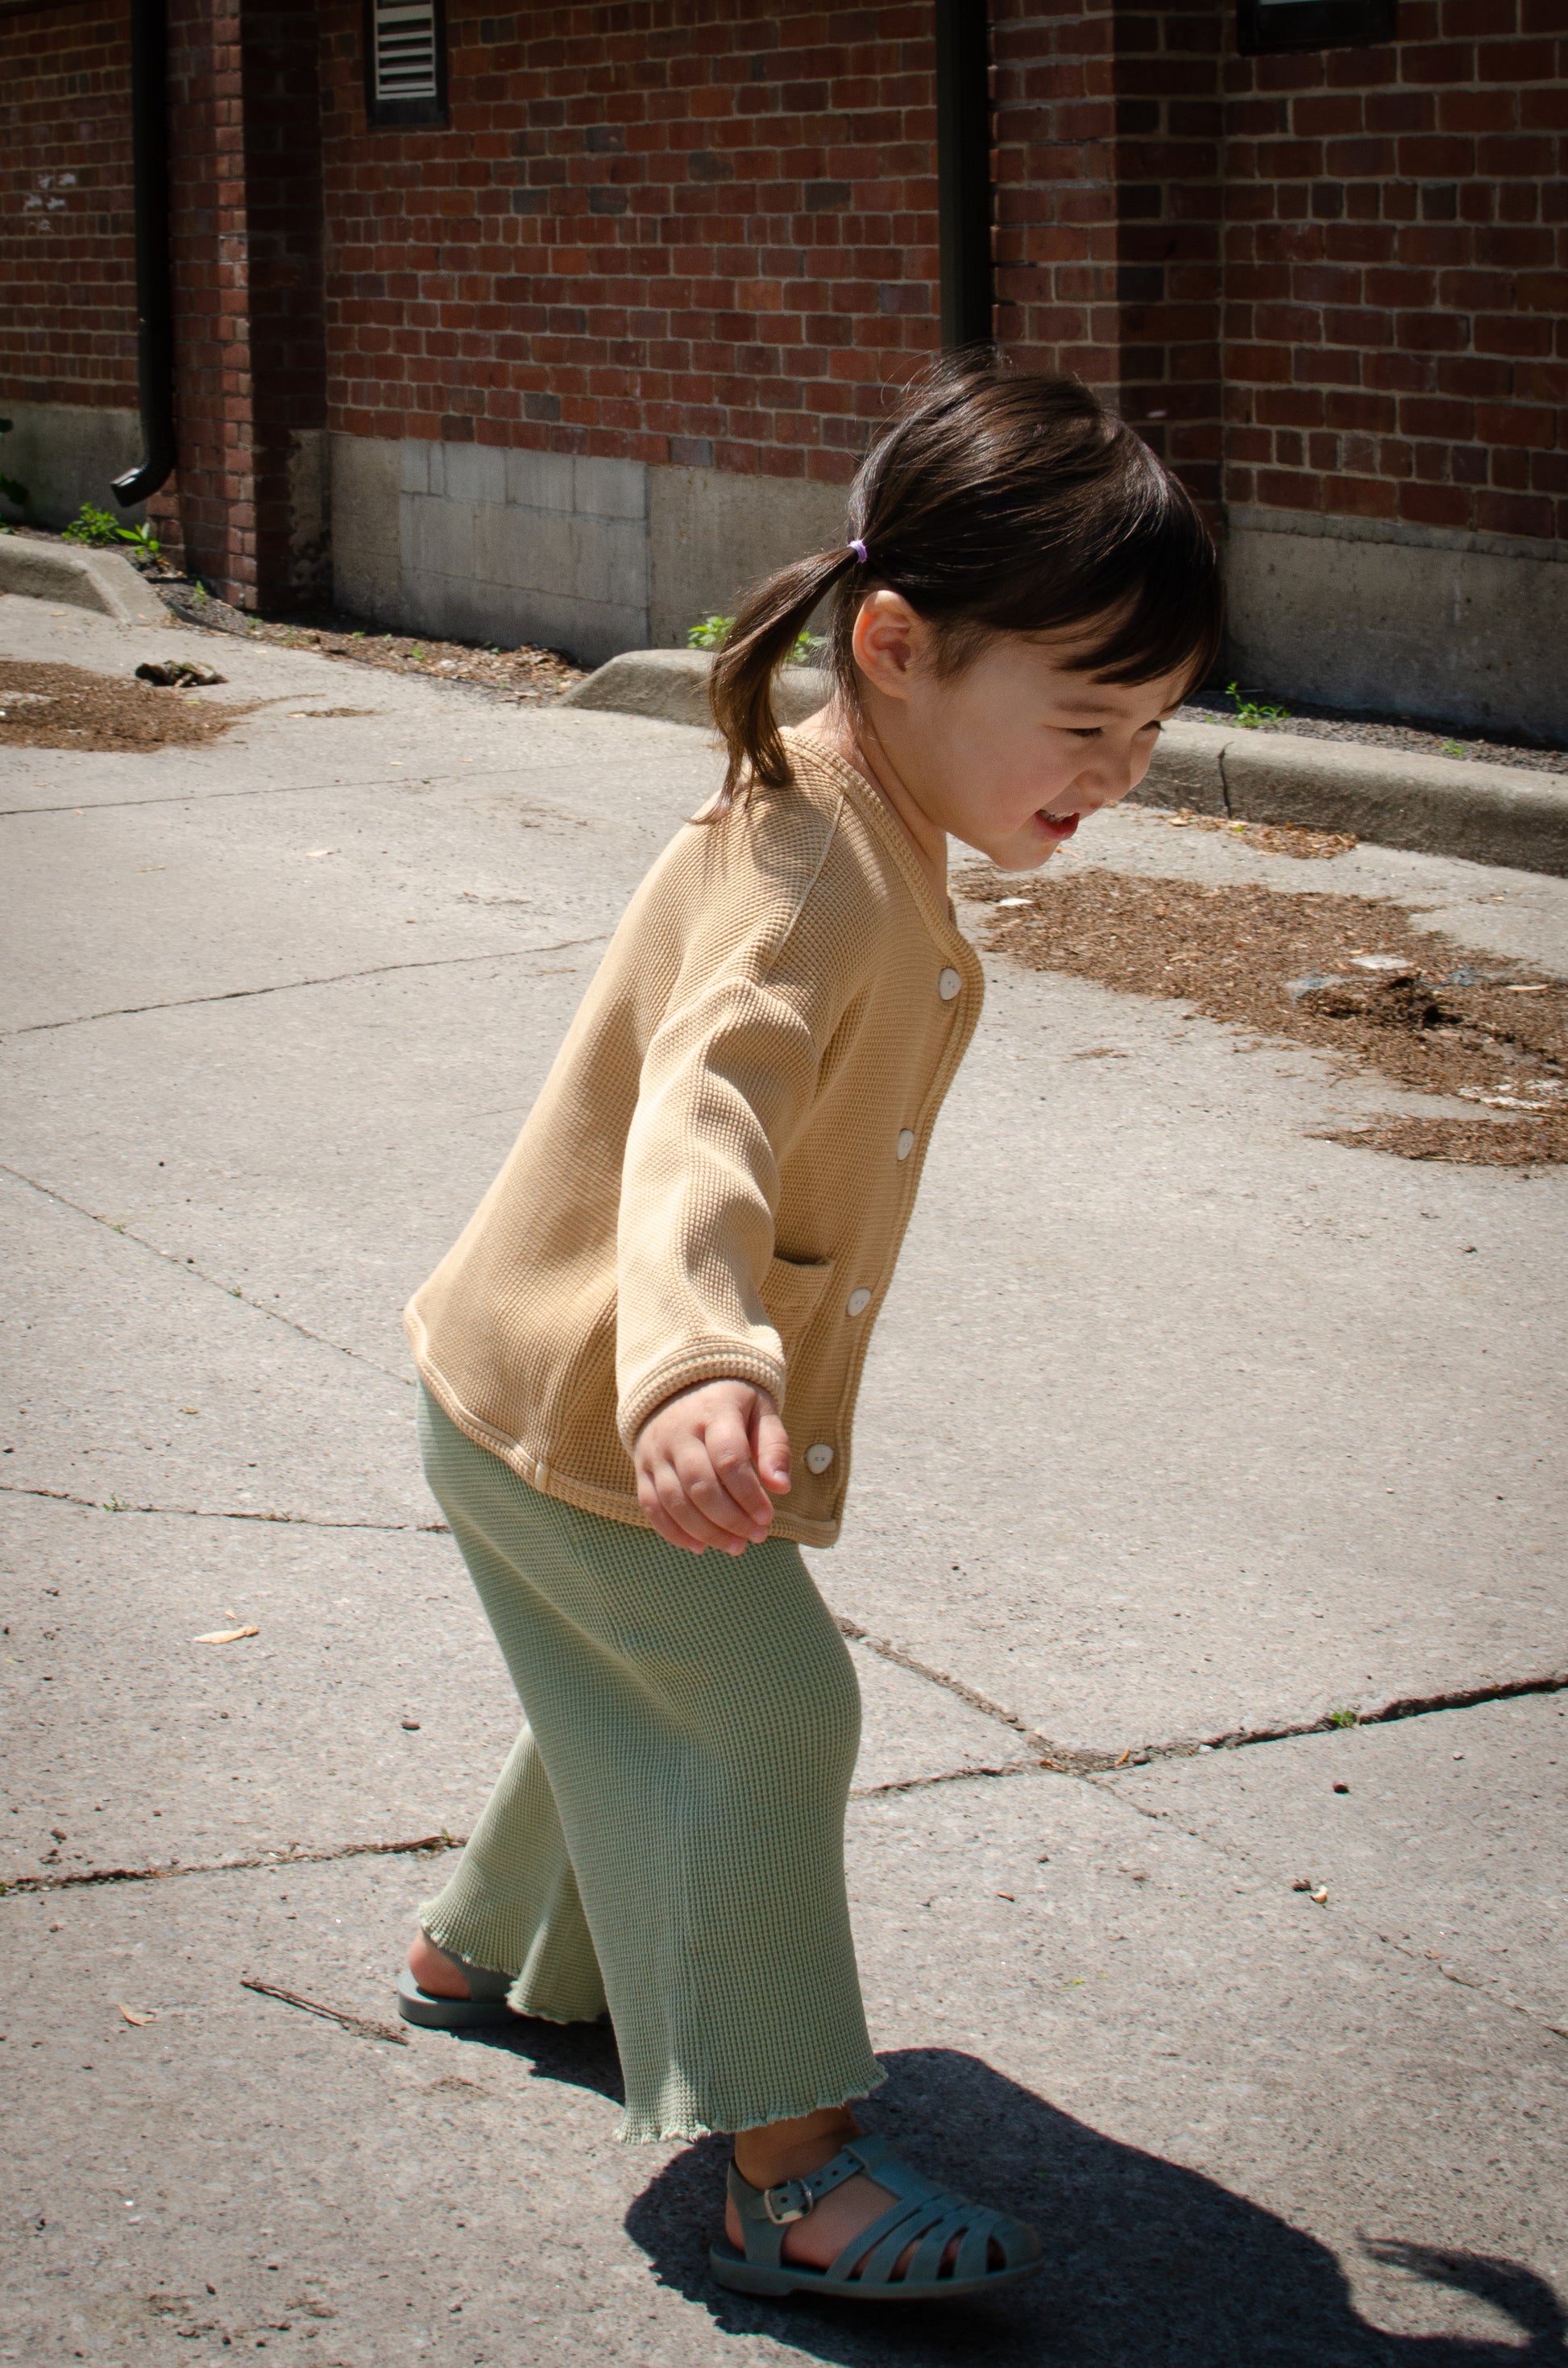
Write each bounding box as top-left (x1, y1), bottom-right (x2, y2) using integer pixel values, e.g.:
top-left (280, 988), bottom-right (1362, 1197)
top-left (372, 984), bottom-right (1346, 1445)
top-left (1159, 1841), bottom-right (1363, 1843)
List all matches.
top-left (407, 1928), bottom-right (476, 2001)
top-left (725, 2109), bottom-right (1002, 2283)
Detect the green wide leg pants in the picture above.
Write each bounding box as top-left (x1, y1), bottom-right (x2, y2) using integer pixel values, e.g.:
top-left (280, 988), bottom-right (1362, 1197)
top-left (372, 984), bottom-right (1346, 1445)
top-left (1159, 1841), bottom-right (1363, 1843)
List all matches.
top-left (416, 1387), bottom-right (885, 2144)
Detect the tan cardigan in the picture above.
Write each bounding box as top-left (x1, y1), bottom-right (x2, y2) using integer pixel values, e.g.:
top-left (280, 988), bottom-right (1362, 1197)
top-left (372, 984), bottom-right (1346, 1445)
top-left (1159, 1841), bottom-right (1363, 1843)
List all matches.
top-left (404, 731), bottom-right (985, 1546)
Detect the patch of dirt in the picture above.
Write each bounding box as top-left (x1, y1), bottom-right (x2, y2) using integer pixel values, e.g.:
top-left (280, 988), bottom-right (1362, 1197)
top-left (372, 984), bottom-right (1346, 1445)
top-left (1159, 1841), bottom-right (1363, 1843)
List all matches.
top-left (151, 579), bottom-right (587, 701)
top-left (963, 865), bottom-right (1568, 1167)
top-left (0, 659), bottom-right (252, 753)
top-left (1147, 807), bottom-right (1359, 860)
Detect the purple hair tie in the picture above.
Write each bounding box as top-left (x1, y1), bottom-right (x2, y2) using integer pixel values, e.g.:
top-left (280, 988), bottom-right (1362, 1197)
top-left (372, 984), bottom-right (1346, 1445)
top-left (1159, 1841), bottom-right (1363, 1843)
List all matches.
top-left (848, 537), bottom-right (868, 565)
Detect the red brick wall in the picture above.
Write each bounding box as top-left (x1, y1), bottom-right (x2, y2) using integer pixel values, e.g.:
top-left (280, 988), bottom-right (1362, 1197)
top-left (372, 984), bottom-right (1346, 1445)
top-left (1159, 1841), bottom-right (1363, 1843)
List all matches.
top-left (993, 3), bottom-right (1225, 507)
top-left (150, 0), bottom-right (252, 591)
top-left (152, 0), bottom-right (326, 608)
top-left (1222, 0), bottom-right (1567, 544)
top-left (319, 0), bottom-right (941, 487)
top-left (993, 0), bottom-right (1566, 545)
top-left (6, 0), bottom-right (1561, 602)
top-left (0, 0), bottom-right (136, 412)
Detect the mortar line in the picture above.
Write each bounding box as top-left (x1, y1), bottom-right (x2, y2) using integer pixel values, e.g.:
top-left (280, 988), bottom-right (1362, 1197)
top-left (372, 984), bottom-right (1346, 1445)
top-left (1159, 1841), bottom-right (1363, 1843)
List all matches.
top-left (6, 934), bottom-right (608, 1038)
top-left (0, 1162), bottom-right (414, 1387)
top-left (0, 1481), bottom-right (446, 1534)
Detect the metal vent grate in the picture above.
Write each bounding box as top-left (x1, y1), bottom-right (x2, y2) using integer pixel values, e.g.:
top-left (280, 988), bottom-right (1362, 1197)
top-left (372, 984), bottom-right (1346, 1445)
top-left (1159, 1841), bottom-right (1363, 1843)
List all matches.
top-left (373, 1), bottom-right (439, 102)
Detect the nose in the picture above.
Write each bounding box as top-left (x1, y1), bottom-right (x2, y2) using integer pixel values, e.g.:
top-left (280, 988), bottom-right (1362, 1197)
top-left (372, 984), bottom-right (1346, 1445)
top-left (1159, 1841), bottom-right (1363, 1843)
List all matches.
top-left (1073, 749), bottom-right (1142, 811)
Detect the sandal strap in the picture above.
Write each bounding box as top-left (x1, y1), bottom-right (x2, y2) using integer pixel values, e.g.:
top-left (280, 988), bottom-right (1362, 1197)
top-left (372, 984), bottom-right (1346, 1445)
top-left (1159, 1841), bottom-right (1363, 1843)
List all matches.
top-left (728, 2138), bottom-right (874, 2233)
top-left (720, 2134), bottom-right (1043, 2297)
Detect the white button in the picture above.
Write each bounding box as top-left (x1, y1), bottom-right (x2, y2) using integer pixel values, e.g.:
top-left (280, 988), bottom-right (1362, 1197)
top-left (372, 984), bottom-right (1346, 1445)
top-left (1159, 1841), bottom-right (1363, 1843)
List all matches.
top-left (896, 1128), bottom-right (915, 1160)
top-left (805, 1442), bottom-right (835, 1474)
top-left (846, 1288), bottom-right (871, 1317)
top-left (938, 967), bottom-right (962, 1001)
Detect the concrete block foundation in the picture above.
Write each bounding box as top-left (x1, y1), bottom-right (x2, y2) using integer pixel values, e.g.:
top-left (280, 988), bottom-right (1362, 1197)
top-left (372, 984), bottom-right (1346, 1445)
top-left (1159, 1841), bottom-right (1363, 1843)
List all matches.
top-left (328, 434), bottom-right (849, 666)
top-left (0, 400), bottom-right (145, 531)
top-left (1226, 507), bottom-right (1568, 746)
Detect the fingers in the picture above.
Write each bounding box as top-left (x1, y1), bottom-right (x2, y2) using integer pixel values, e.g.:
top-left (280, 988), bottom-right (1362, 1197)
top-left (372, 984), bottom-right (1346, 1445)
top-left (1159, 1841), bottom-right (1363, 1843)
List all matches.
top-left (637, 1462), bottom-right (739, 1555)
top-left (702, 1400), bottom-right (779, 1529)
top-left (633, 1381), bottom-right (788, 1555)
top-left (752, 1402), bottom-right (792, 1495)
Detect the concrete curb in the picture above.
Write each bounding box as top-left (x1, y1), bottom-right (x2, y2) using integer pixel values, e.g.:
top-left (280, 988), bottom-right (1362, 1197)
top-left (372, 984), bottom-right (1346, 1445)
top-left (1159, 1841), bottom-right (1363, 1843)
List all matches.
top-left (0, 536), bottom-right (168, 625)
top-left (558, 647), bottom-right (1568, 878)
top-left (558, 644), bottom-right (832, 732)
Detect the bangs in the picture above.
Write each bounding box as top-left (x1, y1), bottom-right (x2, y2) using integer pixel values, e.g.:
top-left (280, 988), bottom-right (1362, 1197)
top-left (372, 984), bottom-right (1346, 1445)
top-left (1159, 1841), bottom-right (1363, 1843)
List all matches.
top-left (994, 464), bottom-right (1225, 695)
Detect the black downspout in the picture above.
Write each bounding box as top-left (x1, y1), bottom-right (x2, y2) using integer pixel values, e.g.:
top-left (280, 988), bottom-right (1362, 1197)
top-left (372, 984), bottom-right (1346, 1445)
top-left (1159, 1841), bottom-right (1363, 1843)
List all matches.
top-left (113, 0), bottom-right (176, 506)
top-left (934, 0), bottom-right (993, 350)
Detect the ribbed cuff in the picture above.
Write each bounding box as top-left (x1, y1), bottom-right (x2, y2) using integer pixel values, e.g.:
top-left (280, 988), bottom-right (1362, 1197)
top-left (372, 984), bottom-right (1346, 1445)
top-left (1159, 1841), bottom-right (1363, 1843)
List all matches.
top-left (617, 1338), bottom-right (788, 1453)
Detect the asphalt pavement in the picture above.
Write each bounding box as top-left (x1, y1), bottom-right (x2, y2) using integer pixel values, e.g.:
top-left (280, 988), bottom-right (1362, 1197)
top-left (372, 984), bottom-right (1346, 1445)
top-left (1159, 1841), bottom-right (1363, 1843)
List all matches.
top-left (3, 594), bottom-right (1566, 2366)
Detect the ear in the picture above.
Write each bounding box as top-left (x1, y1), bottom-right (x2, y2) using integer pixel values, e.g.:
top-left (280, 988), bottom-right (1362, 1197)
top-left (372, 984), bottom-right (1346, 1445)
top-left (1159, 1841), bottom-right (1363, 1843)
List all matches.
top-left (850, 589), bottom-right (930, 704)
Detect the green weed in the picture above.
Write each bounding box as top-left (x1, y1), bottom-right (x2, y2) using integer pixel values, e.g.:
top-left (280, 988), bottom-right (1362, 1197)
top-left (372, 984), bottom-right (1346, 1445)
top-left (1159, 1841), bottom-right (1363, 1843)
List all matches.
top-left (1226, 680), bottom-right (1291, 731)
top-left (61, 500), bottom-right (162, 562)
top-left (1328, 1707), bottom-right (1359, 1729)
top-left (687, 614), bottom-right (823, 666)
top-left (62, 501), bottom-right (122, 545)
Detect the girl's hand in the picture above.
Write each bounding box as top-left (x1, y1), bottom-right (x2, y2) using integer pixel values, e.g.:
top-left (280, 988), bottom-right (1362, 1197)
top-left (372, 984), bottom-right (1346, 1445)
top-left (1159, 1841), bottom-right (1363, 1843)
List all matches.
top-left (633, 1379), bottom-right (791, 1556)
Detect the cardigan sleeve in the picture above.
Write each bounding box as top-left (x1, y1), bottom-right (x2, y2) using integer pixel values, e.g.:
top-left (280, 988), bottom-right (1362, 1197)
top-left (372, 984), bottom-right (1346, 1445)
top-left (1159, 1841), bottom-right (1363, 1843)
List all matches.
top-left (612, 816), bottom-right (864, 1450)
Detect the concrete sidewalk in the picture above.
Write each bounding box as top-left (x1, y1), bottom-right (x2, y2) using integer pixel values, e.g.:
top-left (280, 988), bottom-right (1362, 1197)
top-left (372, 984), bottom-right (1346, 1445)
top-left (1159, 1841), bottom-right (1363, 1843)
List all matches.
top-left (3, 595), bottom-right (1566, 2365)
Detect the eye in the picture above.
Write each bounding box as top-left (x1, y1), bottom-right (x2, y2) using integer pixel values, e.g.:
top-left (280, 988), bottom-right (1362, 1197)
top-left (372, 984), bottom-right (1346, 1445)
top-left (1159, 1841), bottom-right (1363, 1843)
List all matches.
top-left (1064, 726), bottom-right (1102, 740)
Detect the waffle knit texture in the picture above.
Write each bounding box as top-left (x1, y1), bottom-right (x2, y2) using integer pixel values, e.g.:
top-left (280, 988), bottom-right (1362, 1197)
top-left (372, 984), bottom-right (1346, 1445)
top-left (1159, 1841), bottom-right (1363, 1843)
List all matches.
top-left (415, 1386), bottom-right (885, 2145)
top-left (404, 730), bottom-right (985, 1546)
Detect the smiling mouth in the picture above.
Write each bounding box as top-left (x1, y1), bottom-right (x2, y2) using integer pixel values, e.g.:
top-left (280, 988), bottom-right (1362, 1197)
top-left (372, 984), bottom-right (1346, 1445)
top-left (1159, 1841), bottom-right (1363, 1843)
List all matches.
top-left (1037, 811), bottom-right (1081, 840)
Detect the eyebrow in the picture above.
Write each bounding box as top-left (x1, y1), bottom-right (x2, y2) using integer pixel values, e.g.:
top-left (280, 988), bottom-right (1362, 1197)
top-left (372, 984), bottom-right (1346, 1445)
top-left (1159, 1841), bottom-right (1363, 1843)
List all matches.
top-left (1053, 698), bottom-right (1184, 720)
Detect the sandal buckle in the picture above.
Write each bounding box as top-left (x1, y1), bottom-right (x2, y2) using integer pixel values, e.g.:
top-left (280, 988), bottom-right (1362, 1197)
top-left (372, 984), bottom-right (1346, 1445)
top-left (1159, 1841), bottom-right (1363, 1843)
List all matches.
top-left (763, 2177), bottom-right (811, 2225)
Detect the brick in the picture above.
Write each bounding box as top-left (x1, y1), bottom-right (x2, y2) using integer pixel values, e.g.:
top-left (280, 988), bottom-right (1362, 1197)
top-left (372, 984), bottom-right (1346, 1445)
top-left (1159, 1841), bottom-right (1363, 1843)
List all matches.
top-left (8, 0), bottom-right (1553, 571)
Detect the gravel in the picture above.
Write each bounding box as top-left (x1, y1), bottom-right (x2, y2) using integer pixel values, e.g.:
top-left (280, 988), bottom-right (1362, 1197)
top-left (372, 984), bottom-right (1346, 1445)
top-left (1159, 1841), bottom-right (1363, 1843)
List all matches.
top-left (1181, 692), bottom-right (1567, 778)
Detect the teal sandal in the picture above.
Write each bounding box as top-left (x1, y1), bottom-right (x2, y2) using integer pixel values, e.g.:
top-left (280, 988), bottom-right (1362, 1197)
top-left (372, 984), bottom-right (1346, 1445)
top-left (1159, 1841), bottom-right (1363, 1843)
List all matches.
top-left (396, 1936), bottom-right (517, 2030)
top-left (709, 2133), bottom-right (1043, 2304)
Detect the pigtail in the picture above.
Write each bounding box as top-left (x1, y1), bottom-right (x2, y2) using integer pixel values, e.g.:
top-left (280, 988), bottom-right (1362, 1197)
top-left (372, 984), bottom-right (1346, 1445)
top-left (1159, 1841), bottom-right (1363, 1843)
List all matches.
top-left (708, 545), bottom-right (861, 807)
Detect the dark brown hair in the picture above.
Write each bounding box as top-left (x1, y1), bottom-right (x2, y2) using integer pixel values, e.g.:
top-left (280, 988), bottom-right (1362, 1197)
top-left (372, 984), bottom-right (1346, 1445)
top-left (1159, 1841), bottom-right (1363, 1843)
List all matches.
top-left (709, 357), bottom-right (1224, 802)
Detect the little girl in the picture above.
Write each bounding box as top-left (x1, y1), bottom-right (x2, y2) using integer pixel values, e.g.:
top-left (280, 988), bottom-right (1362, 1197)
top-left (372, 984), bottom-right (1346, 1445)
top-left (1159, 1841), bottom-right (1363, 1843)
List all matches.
top-left (399, 362), bottom-right (1222, 2304)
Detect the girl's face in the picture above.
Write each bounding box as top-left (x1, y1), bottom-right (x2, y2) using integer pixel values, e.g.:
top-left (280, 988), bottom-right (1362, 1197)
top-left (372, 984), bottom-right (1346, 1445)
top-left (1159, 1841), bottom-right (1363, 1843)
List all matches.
top-left (848, 591), bottom-right (1193, 876)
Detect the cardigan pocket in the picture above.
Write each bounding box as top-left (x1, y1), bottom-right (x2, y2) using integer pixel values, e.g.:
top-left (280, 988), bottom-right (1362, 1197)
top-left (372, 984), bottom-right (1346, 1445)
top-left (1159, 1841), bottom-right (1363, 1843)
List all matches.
top-left (760, 1252), bottom-right (836, 1362)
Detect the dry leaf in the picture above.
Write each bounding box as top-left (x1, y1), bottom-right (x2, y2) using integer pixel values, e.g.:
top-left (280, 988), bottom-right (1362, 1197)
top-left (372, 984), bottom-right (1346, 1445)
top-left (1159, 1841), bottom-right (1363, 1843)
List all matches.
top-left (195, 1625), bottom-right (259, 1644)
top-left (118, 2003), bottom-right (157, 2026)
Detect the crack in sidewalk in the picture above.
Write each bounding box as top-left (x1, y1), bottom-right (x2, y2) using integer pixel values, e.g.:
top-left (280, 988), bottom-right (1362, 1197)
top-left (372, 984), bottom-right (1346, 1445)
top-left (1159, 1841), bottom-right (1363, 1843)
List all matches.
top-left (7, 934), bottom-right (608, 1037)
top-left (1, 1163), bottom-right (414, 1387)
top-left (1, 1831), bottom-right (466, 1897)
top-left (4, 1770), bottom-right (1045, 1897)
top-left (833, 1615), bottom-right (1092, 1772)
top-left (0, 1480), bottom-right (447, 1534)
top-left (835, 1613), bottom-right (1568, 1774)
top-left (1085, 1758), bottom-right (1568, 2050)
top-left (1216, 740), bottom-right (1236, 819)
top-left (1, 770), bottom-right (424, 823)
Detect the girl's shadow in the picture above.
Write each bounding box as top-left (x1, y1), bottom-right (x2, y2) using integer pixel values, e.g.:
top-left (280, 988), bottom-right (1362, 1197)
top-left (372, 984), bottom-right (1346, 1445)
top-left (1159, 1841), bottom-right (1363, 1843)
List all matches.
top-left (624, 2049), bottom-right (1566, 2366)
